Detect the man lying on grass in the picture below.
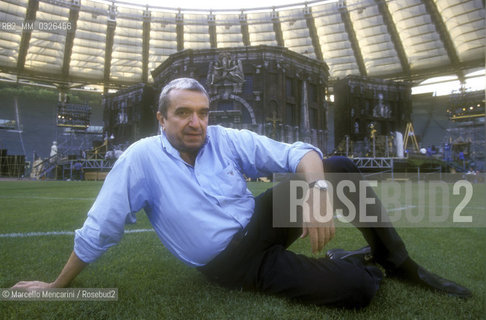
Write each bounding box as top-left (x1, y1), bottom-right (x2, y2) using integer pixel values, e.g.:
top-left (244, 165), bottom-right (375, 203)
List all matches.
top-left (13, 78), bottom-right (471, 308)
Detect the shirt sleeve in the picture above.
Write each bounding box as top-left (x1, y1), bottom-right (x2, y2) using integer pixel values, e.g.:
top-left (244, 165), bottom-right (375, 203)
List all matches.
top-left (222, 127), bottom-right (323, 179)
top-left (74, 144), bottom-right (149, 263)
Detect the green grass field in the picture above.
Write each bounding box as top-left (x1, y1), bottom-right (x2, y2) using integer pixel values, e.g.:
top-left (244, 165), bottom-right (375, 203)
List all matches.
top-left (1, 180), bottom-right (485, 319)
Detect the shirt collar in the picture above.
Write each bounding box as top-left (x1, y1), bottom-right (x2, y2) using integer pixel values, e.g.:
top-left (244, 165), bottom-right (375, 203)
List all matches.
top-left (160, 131), bottom-right (180, 159)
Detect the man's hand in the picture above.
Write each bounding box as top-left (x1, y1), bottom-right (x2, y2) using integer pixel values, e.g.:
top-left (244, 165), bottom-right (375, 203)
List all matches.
top-left (296, 150), bottom-right (335, 254)
top-left (11, 251), bottom-right (88, 290)
top-left (11, 281), bottom-right (53, 289)
top-left (300, 188), bottom-right (335, 254)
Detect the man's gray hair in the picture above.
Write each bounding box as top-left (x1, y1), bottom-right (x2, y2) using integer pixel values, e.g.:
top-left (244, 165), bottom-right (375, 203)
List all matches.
top-left (158, 78), bottom-right (209, 118)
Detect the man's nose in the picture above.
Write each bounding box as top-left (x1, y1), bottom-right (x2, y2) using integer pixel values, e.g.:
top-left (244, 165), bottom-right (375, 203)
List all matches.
top-left (188, 112), bottom-right (200, 126)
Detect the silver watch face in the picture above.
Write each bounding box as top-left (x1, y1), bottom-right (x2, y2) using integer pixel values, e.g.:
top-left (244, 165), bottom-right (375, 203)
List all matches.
top-left (314, 180), bottom-right (328, 190)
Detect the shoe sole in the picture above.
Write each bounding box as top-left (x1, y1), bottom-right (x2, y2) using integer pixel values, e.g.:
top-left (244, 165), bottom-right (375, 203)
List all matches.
top-left (326, 246), bottom-right (373, 262)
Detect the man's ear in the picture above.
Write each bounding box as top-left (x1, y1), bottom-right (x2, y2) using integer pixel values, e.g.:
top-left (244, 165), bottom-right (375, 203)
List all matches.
top-left (156, 111), bottom-right (165, 126)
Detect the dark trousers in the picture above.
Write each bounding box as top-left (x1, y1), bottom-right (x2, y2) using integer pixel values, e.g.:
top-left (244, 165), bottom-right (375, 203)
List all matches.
top-left (198, 156), bottom-right (409, 308)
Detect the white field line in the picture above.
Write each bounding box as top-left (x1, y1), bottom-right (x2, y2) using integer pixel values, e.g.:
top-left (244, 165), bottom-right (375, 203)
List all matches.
top-left (335, 205), bottom-right (417, 219)
top-left (0, 229), bottom-right (154, 238)
top-left (386, 205), bottom-right (417, 212)
top-left (335, 204), bottom-right (484, 219)
top-left (384, 205), bottom-right (485, 210)
top-left (0, 195), bottom-right (95, 201)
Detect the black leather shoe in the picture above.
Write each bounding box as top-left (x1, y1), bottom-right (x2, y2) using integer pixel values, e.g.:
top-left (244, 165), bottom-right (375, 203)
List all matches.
top-left (416, 266), bottom-right (472, 298)
top-left (388, 258), bottom-right (472, 299)
top-left (326, 246), bottom-right (374, 264)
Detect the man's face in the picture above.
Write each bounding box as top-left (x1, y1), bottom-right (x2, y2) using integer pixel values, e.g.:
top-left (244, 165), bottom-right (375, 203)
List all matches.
top-left (157, 89), bottom-right (209, 156)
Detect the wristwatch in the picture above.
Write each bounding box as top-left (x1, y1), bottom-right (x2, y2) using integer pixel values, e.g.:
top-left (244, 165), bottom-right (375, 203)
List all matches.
top-left (309, 179), bottom-right (329, 190)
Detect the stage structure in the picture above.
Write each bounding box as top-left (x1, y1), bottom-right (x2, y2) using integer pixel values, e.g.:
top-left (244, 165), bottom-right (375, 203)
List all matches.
top-left (55, 92), bottom-right (104, 158)
top-left (151, 45), bottom-right (329, 152)
top-left (103, 83), bottom-right (156, 146)
top-left (333, 75), bottom-right (412, 158)
top-left (446, 89), bottom-right (485, 171)
top-left (0, 149), bottom-right (25, 178)
top-left (56, 103), bottom-right (91, 128)
top-left (0, 97), bottom-right (26, 178)
top-left (28, 93), bottom-right (104, 180)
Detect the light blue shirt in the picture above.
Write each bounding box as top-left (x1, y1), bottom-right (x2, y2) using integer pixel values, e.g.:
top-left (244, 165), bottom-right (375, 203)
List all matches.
top-left (74, 125), bottom-right (322, 267)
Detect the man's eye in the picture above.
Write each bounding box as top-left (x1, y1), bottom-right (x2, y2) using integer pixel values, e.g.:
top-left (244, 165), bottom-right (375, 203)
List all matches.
top-left (177, 110), bottom-right (190, 117)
